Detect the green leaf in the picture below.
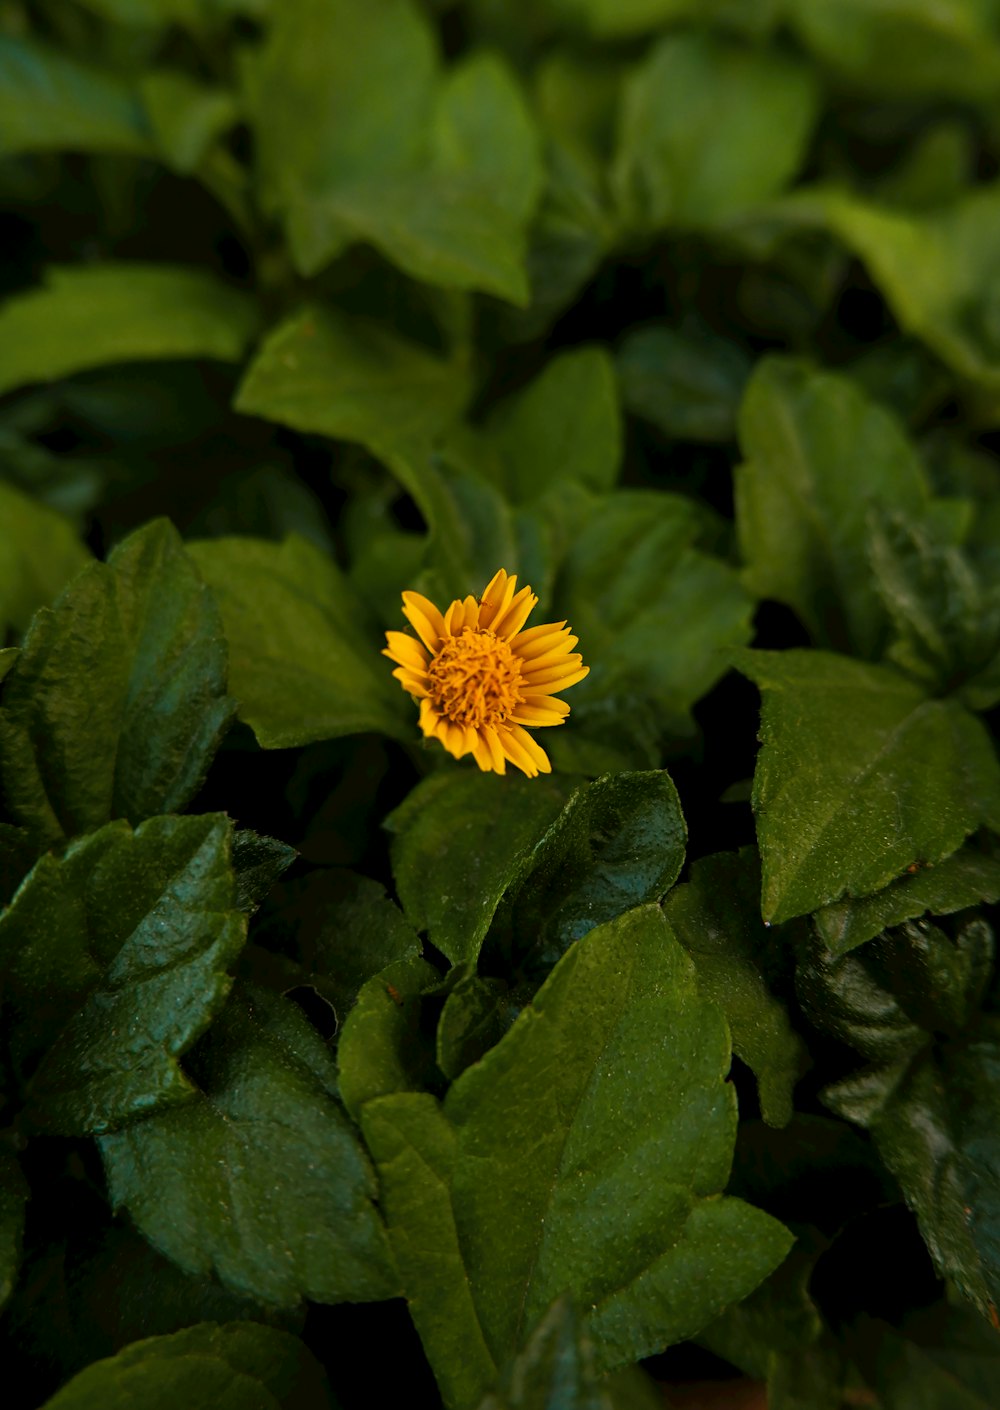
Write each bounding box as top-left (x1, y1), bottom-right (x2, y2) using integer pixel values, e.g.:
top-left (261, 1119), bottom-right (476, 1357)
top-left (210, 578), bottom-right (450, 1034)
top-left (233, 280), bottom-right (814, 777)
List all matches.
top-left (784, 0), bottom-right (1000, 99)
top-left (0, 36), bottom-right (151, 158)
top-left (139, 71), bottom-right (239, 175)
top-left (477, 1296), bottom-right (609, 1410)
top-left (38, 1321), bottom-right (333, 1410)
top-left (485, 348), bottom-right (622, 503)
top-left (230, 830), bottom-right (298, 916)
top-left (363, 906), bottom-right (793, 1403)
top-left (234, 307), bottom-right (472, 456)
top-left (611, 33), bottom-right (818, 234)
top-left (288, 54), bottom-right (541, 301)
top-left (187, 533), bottom-right (407, 749)
top-left (814, 839), bottom-right (1000, 955)
top-left (813, 185), bottom-right (1000, 395)
top-left (100, 983), bottom-right (398, 1308)
top-left (0, 480), bottom-right (90, 639)
top-left (0, 812), bottom-right (245, 1135)
top-left (338, 956), bottom-right (443, 1121)
top-left (1, 519), bottom-right (235, 848)
top-left (869, 510), bottom-right (1000, 706)
top-left (361, 1092), bottom-right (498, 1410)
top-left (827, 1024), bottom-right (1000, 1322)
top-left (0, 1149), bottom-right (27, 1312)
top-left (852, 1306), bottom-right (1000, 1410)
top-left (255, 868), bottom-right (420, 1022)
top-left (664, 849), bottom-right (806, 1127)
top-left (386, 770), bottom-right (572, 967)
top-left (616, 323), bottom-right (751, 443)
top-left (495, 770), bottom-right (687, 979)
top-left (0, 265), bottom-right (260, 399)
top-left (558, 491), bottom-right (753, 732)
top-left (436, 973), bottom-right (512, 1081)
top-left (735, 358), bottom-right (931, 657)
top-left (245, 0), bottom-right (438, 230)
top-left (738, 649), bottom-right (1000, 924)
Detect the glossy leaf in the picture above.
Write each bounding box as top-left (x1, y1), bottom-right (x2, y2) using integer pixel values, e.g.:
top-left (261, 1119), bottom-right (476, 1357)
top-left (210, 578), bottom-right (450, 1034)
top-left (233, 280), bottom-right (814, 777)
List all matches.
top-left (386, 770), bottom-right (572, 967)
top-left (38, 1321), bottom-right (332, 1410)
top-left (612, 33), bottom-right (818, 234)
top-left (0, 813), bottom-right (245, 1135)
top-left (664, 849), bottom-right (806, 1127)
top-left (477, 1297), bottom-right (609, 1410)
top-left (497, 769), bottom-right (687, 978)
top-left (814, 839), bottom-right (1000, 955)
top-left (735, 358), bottom-right (931, 657)
top-left (0, 480), bottom-right (90, 639)
top-left (0, 265), bottom-right (260, 399)
top-left (230, 830), bottom-right (298, 916)
top-left (738, 649), bottom-right (1000, 924)
top-left (338, 956), bottom-right (442, 1120)
top-left (188, 534), bottom-right (408, 749)
top-left (363, 906), bottom-right (793, 1404)
top-left (234, 307), bottom-right (472, 456)
top-left (1, 519), bottom-right (235, 848)
top-left (100, 984), bottom-right (398, 1308)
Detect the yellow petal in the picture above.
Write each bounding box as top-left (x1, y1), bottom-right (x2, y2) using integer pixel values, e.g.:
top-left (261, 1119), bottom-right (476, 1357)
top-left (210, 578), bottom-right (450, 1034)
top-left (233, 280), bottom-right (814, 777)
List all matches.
top-left (478, 571), bottom-right (517, 630)
top-left (514, 628), bottom-right (574, 662)
top-left (402, 592), bottom-right (446, 651)
top-left (383, 630), bottom-right (430, 671)
top-left (493, 586), bottom-right (537, 640)
top-left (520, 665), bottom-right (590, 695)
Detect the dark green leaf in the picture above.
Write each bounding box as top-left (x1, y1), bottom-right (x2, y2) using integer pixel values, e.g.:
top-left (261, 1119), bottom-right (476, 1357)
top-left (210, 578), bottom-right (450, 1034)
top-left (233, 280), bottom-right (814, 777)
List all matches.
top-left (785, 0), bottom-right (1000, 99)
top-left (245, 0), bottom-right (438, 244)
top-left (664, 849), bottom-right (806, 1127)
top-left (617, 323), bottom-right (751, 443)
top-left (869, 510), bottom-right (1000, 706)
top-left (0, 265), bottom-right (260, 399)
top-left (139, 71), bottom-right (238, 175)
top-left (231, 831), bottom-right (298, 915)
top-left (477, 1297), bottom-right (609, 1410)
top-left (559, 491), bottom-right (753, 732)
top-left (738, 649), bottom-right (1000, 923)
top-left (814, 839), bottom-right (1000, 955)
top-left (363, 906), bottom-right (793, 1402)
top-left (485, 348), bottom-right (621, 503)
top-left (611, 33), bottom-right (818, 234)
top-left (38, 1321), bottom-right (333, 1410)
top-left (0, 480), bottom-right (90, 639)
top-left (436, 973), bottom-right (512, 1081)
top-left (827, 1024), bottom-right (1000, 1322)
top-left (234, 307), bottom-right (472, 456)
top-left (188, 534), bottom-right (407, 749)
top-left (386, 770), bottom-right (572, 967)
top-left (0, 812), bottom-right (245, 1135)
top-left (0, 1149), bottom-right (27, 1312)
top-left (338, 956), bottom-right (443, 1121)
top-left (735, 358), bottom-right (931, 656)
top-left (852, 1305), bottom-right (1000, 1410)
top-left (498, 769), bottom-right (687, 978)
top-left (0, 36), bottom-right (151, 158)
top-left (100, 983), bottom-right (398, 1308)
top-left (1, 519), bottom-right (236, 848)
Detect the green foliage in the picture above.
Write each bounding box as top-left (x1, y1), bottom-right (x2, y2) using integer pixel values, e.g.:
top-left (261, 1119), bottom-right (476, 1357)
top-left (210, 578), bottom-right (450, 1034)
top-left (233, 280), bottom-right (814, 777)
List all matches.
top-left (4, 2), bottom-right (1000, 1405)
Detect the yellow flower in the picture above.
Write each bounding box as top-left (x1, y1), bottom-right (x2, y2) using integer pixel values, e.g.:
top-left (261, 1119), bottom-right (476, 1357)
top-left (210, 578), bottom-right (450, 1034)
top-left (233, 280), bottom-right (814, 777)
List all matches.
top-left (383, 568), bottom-right (589, 777)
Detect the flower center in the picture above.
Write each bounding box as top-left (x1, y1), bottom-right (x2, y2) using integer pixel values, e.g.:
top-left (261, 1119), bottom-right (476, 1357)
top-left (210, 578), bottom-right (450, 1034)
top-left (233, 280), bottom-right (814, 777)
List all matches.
top-left (427, 629), bottom-right (522, 729)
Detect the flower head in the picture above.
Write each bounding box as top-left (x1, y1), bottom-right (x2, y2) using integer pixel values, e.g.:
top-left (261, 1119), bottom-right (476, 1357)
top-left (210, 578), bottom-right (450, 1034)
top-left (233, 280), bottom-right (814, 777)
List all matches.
top-left (383, 568), bottom-right (589, 777)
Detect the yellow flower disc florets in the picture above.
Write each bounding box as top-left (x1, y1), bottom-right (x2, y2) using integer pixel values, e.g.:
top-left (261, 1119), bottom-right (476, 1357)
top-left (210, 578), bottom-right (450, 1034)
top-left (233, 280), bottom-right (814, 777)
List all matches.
top-left (427, 628), bottom-right (522, 729)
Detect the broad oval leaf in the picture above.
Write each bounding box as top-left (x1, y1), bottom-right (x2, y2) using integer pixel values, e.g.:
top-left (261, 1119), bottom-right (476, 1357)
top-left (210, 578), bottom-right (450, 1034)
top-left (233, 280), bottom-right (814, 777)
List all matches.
top-left (0, 812), bottom-right (245, 1135)
top-left (188, 533), bottom-right (408, 749)
top-left (738, 649), bottom-right (1000, 923)
top-left (100, 984), bottom-right (398, 1308)
top-left (0, 265), bottom-right (260, 400)
top-left (362, 906), bottom-right (792, 1405)
top-left (0, 519), bottom-right (236, 849)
